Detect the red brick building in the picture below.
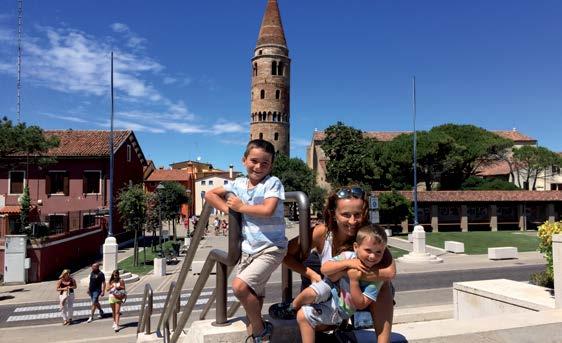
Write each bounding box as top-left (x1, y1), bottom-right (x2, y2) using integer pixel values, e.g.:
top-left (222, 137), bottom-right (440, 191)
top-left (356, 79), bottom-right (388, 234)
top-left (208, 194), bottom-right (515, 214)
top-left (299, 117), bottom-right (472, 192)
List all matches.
top-left (0, 130), bottom-right (147, 281)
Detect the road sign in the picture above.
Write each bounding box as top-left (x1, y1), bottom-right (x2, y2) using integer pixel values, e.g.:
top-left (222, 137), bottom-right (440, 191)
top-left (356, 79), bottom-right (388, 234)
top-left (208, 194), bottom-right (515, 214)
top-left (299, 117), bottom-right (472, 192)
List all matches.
top-left (368, 196), bottom-right (379, 210)
top-left (370, 210), bottom-right (380, 224)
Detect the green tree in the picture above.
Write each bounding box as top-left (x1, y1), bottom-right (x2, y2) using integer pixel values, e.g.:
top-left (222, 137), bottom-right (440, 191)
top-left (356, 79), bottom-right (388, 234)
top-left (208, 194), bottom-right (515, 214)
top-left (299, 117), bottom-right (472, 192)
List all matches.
top-left (382, 131), bottom-right (456, 191)
top-left (461, 176), bottom-right (520, 190)
top-left (272, 153), bottom-right (315, 194)
top-left (157, 182), bottom-right (189, 241)
top-left (378, 191), bottom-right (412, 228)
top-left (431, 124), bottom-right (513, 189)
top-left (0, 117), bottom-right (60, 168)
top-left (309, 186), bottom-right (327, 217)
top-left (512, 146), bottom-right (562, 190)
top-left (19, 185), bottom-right (31, 233)
top-left (321, 122), bottom-right (383, 188)
top-left (117, 184), bottom-right (148, 267)
top-left (272, 153), bottom-right (322, 219)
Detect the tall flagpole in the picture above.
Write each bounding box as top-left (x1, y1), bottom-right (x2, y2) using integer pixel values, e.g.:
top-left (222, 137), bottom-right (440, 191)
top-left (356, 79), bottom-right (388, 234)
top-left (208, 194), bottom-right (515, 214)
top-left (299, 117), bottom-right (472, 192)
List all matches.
top-left (412, 76), bottom-right (419, 225)
top-left (108, 51), bottom-right (115, 237)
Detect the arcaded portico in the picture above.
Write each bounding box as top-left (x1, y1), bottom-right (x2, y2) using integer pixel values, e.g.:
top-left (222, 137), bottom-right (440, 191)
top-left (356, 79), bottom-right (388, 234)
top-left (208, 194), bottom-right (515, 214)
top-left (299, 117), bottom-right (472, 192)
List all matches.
top-left (374, 190), bottom-right (562, 232)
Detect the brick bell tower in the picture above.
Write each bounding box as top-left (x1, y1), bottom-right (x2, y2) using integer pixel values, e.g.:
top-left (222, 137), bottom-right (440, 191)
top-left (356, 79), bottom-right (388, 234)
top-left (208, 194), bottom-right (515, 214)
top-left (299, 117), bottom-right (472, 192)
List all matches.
top-left (250, 0), bottom-right (290, 156)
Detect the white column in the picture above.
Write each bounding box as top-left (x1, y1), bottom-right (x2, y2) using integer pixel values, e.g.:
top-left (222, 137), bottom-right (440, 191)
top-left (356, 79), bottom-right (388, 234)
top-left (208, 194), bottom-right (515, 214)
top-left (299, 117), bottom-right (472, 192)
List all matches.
top-left (553, 234), bottom-right (562, 308)
top-left (102, 236), bottom-right (118, 275)
top-left (397, 225), bottom-right (443, 264)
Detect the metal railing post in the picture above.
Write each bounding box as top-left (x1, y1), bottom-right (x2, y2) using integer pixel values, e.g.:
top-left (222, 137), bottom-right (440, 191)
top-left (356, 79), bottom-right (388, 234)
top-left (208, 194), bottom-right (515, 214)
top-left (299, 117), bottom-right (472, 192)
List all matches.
top-left (214, 261), bottom-right (228, 325)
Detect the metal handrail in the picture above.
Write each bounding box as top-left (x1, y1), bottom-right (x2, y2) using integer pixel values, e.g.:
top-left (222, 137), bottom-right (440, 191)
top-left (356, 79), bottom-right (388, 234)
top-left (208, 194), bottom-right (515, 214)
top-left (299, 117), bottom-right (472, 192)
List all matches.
top-left (159, 191), bottom-right (310, 343)
top-left (169, 208), bottom-right (242, 342)
top-left (198, 192), bottom-right (311, 311)
top-left (158, 202), bottom-right (214, 333)
top-left (137, 283), bottom-right (153, 335)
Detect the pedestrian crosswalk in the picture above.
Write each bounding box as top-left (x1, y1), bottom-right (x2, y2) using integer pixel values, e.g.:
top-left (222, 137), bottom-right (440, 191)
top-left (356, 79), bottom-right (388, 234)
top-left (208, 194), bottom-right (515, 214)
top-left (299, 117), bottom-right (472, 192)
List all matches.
top-left (6, 290), bottom-right (236, 323)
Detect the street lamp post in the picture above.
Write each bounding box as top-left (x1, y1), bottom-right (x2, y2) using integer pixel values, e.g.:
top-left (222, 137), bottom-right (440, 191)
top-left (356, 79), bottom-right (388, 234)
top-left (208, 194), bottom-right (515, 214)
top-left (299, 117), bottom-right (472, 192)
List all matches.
top-left (156, 183), bottom-right (165, 257)
top-left (185, 188), bottom-right (192, 236)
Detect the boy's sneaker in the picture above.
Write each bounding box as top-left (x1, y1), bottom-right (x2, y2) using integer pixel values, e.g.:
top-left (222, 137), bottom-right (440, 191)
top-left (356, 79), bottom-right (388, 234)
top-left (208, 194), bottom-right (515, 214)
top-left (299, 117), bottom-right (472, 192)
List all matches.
top-left (245, 321), bottom-right (273, 343)
top-left (86, 317), bottom-right (93, 323)
top-left (268, 302), bottom-right (296, 320)
top-left (98, 309), bottom-right (104, 319)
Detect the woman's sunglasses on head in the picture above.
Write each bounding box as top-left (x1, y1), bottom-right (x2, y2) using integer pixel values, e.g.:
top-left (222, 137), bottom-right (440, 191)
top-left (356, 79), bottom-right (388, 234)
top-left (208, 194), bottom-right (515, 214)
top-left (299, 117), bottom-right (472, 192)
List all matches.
top-left (336, 187), bottom-right (365, 199)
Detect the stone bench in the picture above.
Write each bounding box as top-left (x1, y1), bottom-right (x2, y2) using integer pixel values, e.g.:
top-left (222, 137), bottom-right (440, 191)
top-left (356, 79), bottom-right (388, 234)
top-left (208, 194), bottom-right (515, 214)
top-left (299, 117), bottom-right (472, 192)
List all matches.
top-left (488, 247), bottom-right (518, 260)
top-left (444, 241), bottom-right (465, 253)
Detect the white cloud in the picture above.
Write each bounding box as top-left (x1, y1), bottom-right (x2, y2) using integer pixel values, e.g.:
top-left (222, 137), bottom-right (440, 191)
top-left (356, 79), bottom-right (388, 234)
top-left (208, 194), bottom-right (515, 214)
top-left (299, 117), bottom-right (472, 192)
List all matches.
top-left (160, 122), bottom-right (206, 134)
top-left (163, 76), bottom-right (177, 85)
top-left (42, 113), bottom-right (88, 123)
top-left (211, 120), bottom-right (247, 134)
top-left (110, 22), bottom-right (146, 50)
top-left (0, 22), bottom-right (230, 136)
top-left (111, 23), bottom-right (129, 33)
top-left (100, 119), bottom-right (166, 133)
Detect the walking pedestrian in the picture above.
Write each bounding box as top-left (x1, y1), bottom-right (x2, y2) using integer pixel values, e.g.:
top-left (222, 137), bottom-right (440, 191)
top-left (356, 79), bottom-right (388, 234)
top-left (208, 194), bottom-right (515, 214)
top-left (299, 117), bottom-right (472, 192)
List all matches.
top-left (56, 269), bottom-right (76, 325)
top-left (108, 270), bottom-right (127, 332)
top-left (86, 262), bottom-right (106, 323)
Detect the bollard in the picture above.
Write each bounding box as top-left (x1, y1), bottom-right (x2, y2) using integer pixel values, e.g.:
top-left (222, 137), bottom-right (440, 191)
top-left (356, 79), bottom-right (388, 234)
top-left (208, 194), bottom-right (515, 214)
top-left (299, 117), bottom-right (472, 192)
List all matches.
top-left (553, 234), bottom-right (562, 308)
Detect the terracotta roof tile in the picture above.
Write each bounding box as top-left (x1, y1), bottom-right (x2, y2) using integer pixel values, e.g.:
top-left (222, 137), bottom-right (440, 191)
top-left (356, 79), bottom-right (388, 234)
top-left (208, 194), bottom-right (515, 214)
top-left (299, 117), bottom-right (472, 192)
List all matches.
top-left (0, 206), bottom-right (21, 214)
top-left (477, 161), bottom-right (511, 176)
top-left (42, 130), bottom-right (131, 157)
top-left (493, 130), bottom-right (536, 143)
top-left (373, 190), bottom-right (562, 202)
top-left (146, 169), bottom-right (191, 182)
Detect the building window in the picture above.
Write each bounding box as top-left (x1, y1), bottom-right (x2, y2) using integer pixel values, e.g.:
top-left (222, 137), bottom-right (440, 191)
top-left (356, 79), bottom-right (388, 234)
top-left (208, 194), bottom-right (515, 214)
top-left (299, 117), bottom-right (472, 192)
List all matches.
top-left (127, 145), bottom-right (132, 162)
top-left (83, 171), bottom-right (101, 194)
top-left (208, 180), bottom-right (214, 186)
top-left (253, 63), bottom-right (258, 76)
top-left (553, 166), bottom-right (561, 175)
top-left (271, 61), bottom-right (277, 75)
top-left (260, 90), bottom-right (265, 99)
top-left (276, 89), bottom-right (280, 99)
top-left (49, 214), bottom-right (67, 233)
top-left (9, 171), bottom-right (25, 194)
top-left (273, 113), bottom-right (277, 121)
top-left (278, 62), bottom-right (284, 76)
top-left (551, 183), bottom-right (562, 190)
top-left (201, 181), bottom-right (206, 185)
top-left (224, 180), bottom-right (229, 185)
top-left (47, 171), bottom-right (69, 195)
top-left (274, 132), bottom-right (279, 141)
top-left (259, 133), bottom-right (263, 140)
top-left (259, 50), bottom-right (263, 55)
top-left (83, 214), bottom-right (96, 228)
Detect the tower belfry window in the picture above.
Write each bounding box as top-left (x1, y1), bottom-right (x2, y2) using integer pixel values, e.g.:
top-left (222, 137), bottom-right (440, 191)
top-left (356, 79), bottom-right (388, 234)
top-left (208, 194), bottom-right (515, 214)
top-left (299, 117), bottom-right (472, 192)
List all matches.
top-left (274, 132), bottom-right (279, 141)
top-left (278, 62), bottom-right (284, 76)
top-left (260, 90), bottom-right (265, 99)
top-left (275, 90), bottom-right (280, 99)
top-left (271, 61), bottom-right (277, 75)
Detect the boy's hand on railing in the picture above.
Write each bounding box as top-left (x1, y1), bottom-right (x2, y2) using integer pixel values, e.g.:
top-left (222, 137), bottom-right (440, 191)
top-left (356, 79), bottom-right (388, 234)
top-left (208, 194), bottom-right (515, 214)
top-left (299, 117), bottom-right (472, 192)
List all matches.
top-left (226, 196), bottom-right (244, 212)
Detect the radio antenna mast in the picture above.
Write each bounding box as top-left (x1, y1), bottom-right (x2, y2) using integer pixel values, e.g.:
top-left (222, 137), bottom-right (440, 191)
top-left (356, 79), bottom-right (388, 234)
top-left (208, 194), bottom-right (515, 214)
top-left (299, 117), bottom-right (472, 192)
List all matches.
top-left (16, 0), bottom-right (23, 123)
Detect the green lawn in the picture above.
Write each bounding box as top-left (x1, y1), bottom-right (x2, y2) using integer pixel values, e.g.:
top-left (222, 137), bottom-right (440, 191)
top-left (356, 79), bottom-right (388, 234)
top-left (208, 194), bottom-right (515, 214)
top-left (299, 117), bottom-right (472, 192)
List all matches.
top-left (118, 240), bottom-right (177, 275)
top-left (388, 246), bottom-right (408, 259)
top-left (422, 231), bottom-right (539, 255)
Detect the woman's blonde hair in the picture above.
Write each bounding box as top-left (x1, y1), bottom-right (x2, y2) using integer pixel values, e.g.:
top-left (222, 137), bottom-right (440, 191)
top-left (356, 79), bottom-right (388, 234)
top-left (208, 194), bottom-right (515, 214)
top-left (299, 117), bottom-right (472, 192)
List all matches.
top-left (59, 269), bottom-right (71, 279)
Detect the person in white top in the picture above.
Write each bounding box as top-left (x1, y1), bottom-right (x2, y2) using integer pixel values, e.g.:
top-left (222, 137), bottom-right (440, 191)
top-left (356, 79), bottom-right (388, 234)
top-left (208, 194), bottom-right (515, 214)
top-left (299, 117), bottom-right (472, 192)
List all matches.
top-left (281, 187), bottom-right (396, 343)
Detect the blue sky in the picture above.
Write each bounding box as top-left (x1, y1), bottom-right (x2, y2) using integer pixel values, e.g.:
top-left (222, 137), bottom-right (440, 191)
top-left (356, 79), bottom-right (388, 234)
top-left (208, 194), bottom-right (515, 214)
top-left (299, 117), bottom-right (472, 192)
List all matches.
top-left (0, 1), bottom-right (561, 173)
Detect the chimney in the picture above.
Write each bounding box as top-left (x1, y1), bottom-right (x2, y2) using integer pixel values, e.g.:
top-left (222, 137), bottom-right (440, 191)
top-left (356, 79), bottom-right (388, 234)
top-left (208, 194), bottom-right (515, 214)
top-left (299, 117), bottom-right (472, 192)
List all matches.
top-left (229, 164), bottom-right (234, 179)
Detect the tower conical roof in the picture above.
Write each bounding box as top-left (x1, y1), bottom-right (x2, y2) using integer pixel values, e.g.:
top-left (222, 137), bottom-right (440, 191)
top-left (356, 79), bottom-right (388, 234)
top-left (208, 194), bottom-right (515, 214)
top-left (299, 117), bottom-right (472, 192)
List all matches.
top-left (256, 0), bottom-right (287, 47)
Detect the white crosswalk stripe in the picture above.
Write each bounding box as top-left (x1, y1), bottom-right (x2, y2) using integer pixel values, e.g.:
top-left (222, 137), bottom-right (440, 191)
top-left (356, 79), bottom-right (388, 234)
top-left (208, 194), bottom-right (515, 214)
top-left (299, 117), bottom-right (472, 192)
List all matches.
top-left (7, 290), bottom-right (235, 322)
